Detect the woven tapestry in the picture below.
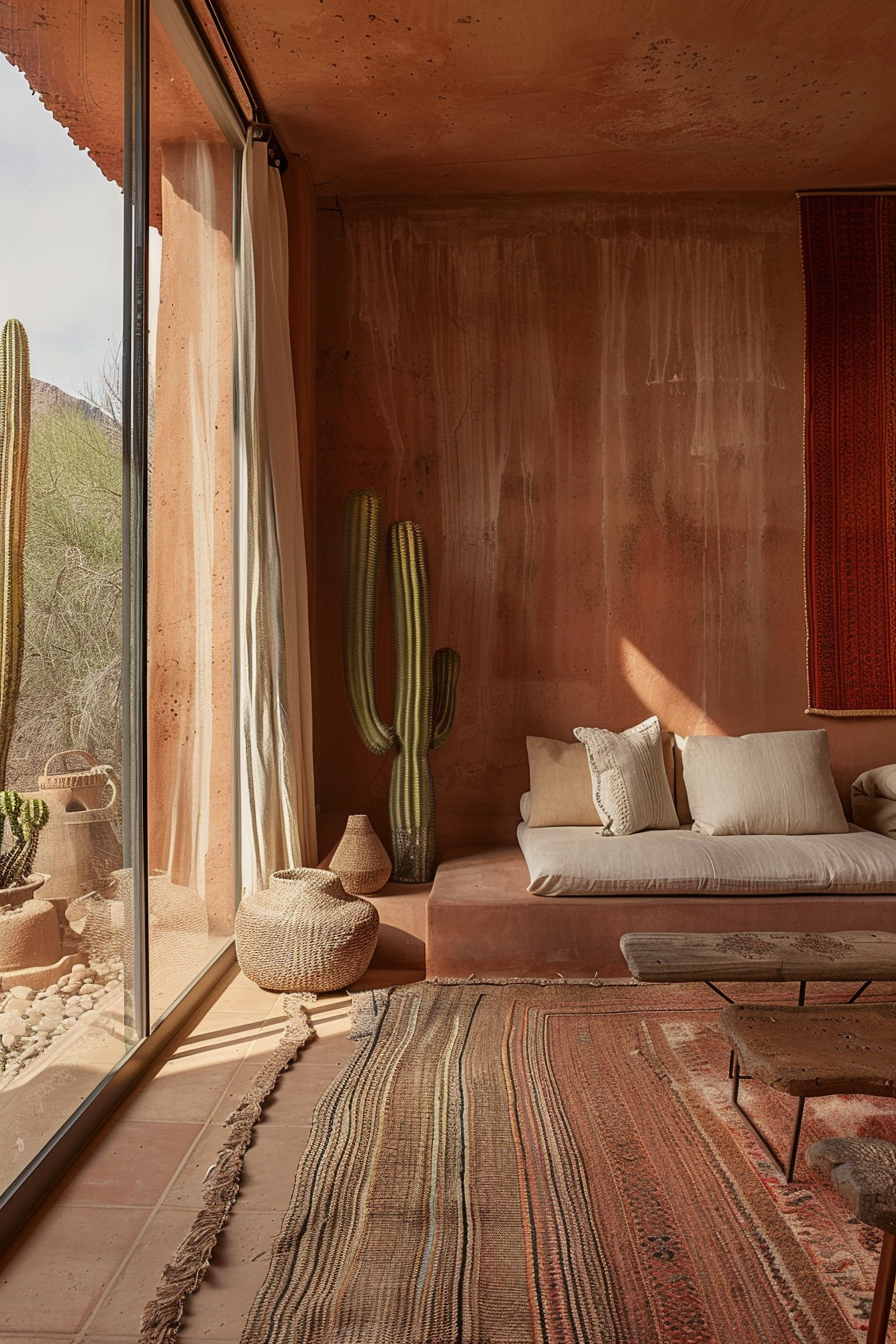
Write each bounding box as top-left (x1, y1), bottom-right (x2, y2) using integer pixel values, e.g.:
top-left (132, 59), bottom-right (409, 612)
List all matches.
top-left (802, 194), bottom-right (896, 715)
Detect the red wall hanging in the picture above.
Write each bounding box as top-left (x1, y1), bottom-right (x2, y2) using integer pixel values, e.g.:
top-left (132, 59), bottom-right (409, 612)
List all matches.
top-left (802, 193), bottom-right (896, 715)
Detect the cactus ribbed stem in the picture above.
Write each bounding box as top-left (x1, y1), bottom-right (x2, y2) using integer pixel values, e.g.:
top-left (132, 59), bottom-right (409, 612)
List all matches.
top-left (0, 791), bottom-right (48, 888)
top-left (432, 647), bottom-right (460, 749)
top-left (341, 490), bottom-right (460, 883)
top-left (342, 489), bottom-right (394, 754)
top-left (0, 320), bottom-right (29, 790)
top-left (389, 522), bottom-right (434, 882)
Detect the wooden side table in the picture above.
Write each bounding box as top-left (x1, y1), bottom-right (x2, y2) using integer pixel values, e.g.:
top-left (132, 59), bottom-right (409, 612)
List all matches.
top-left (720, 1003), bottom-right (896, 1181)
top-left (806, 1137), bottom-right (896, 1344)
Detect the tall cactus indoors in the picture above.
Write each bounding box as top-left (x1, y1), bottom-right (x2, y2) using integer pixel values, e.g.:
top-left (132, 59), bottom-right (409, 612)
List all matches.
top-left (342, 489), bottom-right (460, 883)
top-left (0, 320), bottom-right (30, 790)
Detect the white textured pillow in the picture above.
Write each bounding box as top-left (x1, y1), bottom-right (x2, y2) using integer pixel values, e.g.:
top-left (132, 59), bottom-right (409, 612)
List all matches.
top-left (683, 730), bottom-right (848, 836)
top-left (573, 716), bottom-right (679, 836)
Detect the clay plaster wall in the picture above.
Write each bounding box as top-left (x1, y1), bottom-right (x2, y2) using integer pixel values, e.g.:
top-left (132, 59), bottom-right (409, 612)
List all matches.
top-left (313, 191), bottom-right (896, 857)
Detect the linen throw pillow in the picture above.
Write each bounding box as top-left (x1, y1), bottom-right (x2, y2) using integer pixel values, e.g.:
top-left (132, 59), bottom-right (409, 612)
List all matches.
top-left (573, 716), bottom-right (679, 836)
top-left (525, 738), bottom-right (599, 827)
top-left (682, 729), bottom-right (848, 836)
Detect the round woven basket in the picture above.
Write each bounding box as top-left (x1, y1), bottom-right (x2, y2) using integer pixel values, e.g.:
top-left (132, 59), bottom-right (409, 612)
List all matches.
top-left (329, 815), bottom-right (391, 894)
top-left (235, 868), bottom-right (379, 993)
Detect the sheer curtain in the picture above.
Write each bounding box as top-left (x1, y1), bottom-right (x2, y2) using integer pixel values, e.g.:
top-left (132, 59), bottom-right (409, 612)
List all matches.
top-left (236, 133), bottom-right (317, 896)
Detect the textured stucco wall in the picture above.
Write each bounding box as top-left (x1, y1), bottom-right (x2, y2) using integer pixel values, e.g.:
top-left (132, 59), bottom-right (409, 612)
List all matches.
top-left (313, 192), bottom-right (896, 856)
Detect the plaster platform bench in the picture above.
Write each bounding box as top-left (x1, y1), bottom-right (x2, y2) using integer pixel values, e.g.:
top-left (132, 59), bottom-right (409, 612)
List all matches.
top-left (425, 847), bottom-right (896, 980)
top-left (620, 929), bottom-right (896, 1005)
top-left (720, 1002), bottom-right (896, 1182)
top-left (806, 1137), bottom-right (896, 1344)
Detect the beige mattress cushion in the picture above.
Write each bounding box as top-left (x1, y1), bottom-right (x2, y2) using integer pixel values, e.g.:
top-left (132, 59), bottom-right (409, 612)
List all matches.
top-left (682, 729), bottom-right (848, 836)
top-left (517, 821), bottom-right (896, 896)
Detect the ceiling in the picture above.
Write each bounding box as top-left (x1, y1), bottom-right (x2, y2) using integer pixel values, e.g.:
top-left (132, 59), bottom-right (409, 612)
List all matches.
top-left (217, 0), bottom-right (896, 194)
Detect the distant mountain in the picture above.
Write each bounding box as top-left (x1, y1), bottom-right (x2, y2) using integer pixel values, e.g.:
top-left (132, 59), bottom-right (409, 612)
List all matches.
top-left (30, 378), bottom-right (117, 432)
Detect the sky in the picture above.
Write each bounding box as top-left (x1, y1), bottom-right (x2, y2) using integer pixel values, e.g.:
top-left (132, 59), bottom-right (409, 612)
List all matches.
top-left (0, 56), bottom-right (124, 398)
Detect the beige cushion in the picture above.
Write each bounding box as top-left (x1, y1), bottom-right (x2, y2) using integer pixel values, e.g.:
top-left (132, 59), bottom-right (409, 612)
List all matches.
top-left (573, 716), bottom-right (679, 836)
top-left (672, 734), bottom-right (693, 826)
top-left (525, 738), bottom-right (599, 827)
top-left (518, 820), bottom-right (896, 895)
top-left (682, 730), bottom-right (848, 836)
top-left (852, 767), bottom-right (896, 838)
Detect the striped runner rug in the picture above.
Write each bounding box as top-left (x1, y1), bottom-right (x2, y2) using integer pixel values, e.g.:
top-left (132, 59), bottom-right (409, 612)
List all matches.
top-left (241, 980), bottom-right (885, 1343)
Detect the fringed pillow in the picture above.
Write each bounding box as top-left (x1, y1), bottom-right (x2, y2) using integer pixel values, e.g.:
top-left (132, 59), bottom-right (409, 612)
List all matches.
top-left (573, 716), bottom-right (679, 836)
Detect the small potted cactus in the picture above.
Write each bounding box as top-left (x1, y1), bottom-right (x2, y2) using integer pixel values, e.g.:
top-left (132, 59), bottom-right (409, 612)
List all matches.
top-left (0, 789), bottom-right (49, 906)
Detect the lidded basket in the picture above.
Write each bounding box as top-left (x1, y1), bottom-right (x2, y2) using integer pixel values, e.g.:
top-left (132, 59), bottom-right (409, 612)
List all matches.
top-left (235, 867), bottom-right (379, 992)
top-left (329, 814), bottom-right (391, 894)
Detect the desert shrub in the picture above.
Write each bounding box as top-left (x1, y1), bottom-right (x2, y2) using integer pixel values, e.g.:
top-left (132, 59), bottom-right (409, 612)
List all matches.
top-left (6, 389), bottom-right (122, 790)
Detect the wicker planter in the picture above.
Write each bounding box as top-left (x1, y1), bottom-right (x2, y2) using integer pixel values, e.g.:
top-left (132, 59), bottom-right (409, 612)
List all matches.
top-left (235, 868), bottom-right (379, 993)
top-left (329, 815), bottom-right (391, 894)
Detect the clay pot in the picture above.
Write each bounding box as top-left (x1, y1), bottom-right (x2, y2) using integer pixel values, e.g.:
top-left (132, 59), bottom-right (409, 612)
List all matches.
top-left (329, 815), bottom-right (392, 894)
top-left (236, 868), bottom-right (379, 992)
top-left (27, 751), bottom-right (122, 904)
top-left (0, 898), bottom-right (60, 973)
top-left (0, 874), bottom-right (47, 910)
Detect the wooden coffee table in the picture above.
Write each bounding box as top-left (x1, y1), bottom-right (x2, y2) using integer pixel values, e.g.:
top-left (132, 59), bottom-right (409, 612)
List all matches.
top-left (620, 929), bottom-right (896, 1005)
top-left (721, 1002), bottom-right (896, 1182)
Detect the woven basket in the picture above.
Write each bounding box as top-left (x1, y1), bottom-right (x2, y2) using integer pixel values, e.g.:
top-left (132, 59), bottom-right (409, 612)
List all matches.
top-left (329, 815), bottom-right (391, 894)
top-left (235, 868), bottom-right (379, 992)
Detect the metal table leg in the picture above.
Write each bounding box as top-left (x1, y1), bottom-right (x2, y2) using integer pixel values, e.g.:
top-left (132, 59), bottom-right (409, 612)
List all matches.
top-left (730, 1057), bottom-right (806, 1183)
top-left (868, 1229), bottom-right (896, 1344)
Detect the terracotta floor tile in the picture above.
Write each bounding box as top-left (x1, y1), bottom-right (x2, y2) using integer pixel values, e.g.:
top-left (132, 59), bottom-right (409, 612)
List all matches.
top-left (84, 1205), bottom-right (197, 1337)
top-left (208, 972), bottom-right (282, 1017)
top-left (160, 1120), bottom-right (240, 1211)
top-left (178, 1211), bottom-right (284, 1343)
top-left (0, 1336), bottom-right (81, 1343)
top-left (61, 1120), bottom-right (203, 1207)
top-left (175, 1011), bottom-right (285, 1063)
top-left (230, 1124), bottom-right (311, 1212)
top-left (0, 1205), bottom-right (148, 1332)
top-left (215, 1052), bottom-right (347, 1126)
top-left (123, 1052), bottom-right (246, 1123)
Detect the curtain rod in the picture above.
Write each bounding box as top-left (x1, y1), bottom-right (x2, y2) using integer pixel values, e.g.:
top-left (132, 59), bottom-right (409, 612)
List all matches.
top-left (199, 0), bottom-right (287, 171)
top-left (153, 0), bottom-right (287, 171)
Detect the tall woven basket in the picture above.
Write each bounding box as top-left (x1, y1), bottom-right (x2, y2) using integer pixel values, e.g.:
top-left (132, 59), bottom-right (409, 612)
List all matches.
top-left (329, 814), bottom-right (391, 894)
top-left (235, 868), bottom-right (379, 993)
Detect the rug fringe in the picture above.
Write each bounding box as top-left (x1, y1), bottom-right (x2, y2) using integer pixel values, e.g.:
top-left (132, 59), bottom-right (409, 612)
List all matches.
top-left (137, 993), bottom-right (316, 1344)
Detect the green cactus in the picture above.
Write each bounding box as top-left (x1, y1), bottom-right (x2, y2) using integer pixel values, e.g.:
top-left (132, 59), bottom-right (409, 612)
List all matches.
top-left (342, 489), bottom-right (460, 882)
top-left (0, 790), bottom-right (49, 889)
top-left (0, 320), bottom-right (30, 790)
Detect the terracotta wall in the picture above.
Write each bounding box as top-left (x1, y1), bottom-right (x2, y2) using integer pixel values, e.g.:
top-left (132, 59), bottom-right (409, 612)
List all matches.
top-left (313, 192), bottom-right (896, 857)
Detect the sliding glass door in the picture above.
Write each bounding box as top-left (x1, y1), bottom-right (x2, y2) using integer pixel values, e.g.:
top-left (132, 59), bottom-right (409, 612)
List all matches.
top-left (0, 0), bottom-right (242, 1216)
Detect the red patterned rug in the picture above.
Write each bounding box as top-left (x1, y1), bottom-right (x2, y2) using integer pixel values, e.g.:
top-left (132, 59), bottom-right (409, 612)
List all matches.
top-left (802, 193), bottom-right (896, 715)
top-left (238, 980), bottom-right (895, 1343)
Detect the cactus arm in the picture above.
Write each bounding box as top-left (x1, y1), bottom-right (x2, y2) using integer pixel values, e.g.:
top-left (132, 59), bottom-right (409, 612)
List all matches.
top-left (342, 489), bottom-right (394, 754)
top-left (0, 792), bottom-right (47, 887)
top-left (0, 321), bottom-right (28, 790)
top-left (430, 647), bottom-right (460, 749)
top-left (388, 521), bottom-right (434, 881)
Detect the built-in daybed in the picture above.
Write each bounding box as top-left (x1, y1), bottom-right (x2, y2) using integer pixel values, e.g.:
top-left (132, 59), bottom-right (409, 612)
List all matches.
top-left (425, 725), bottom-right (896, 980)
